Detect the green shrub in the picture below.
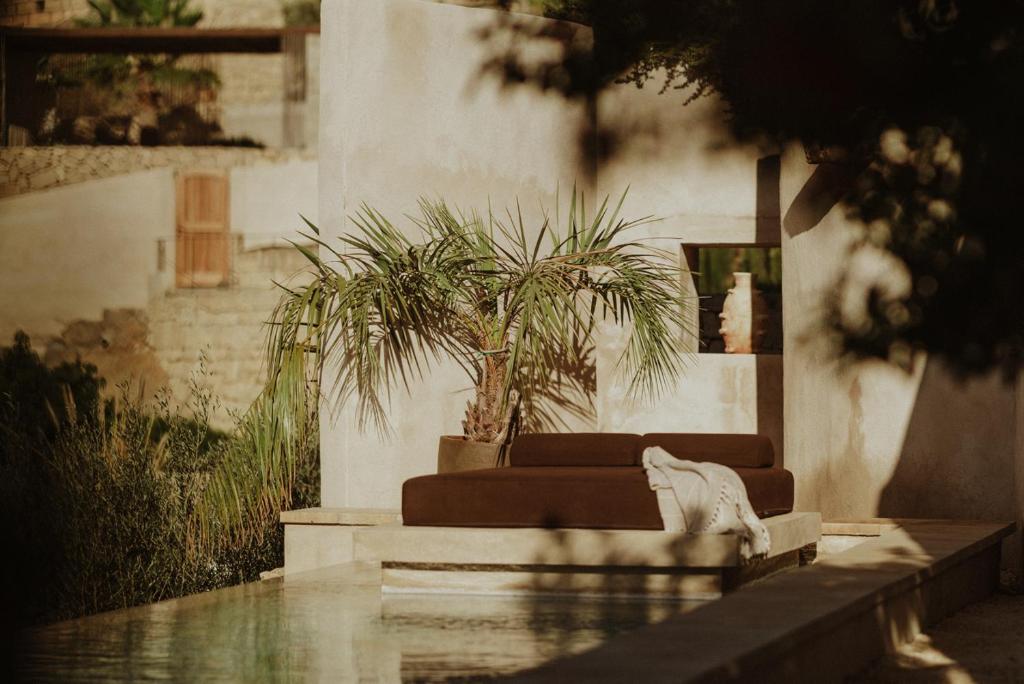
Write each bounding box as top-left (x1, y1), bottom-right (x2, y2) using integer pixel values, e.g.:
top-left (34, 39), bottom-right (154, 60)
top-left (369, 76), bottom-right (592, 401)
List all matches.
top-left (282, 0), bottom-right (320, 26)
top-left (0, 334), bottom-right (318, 626)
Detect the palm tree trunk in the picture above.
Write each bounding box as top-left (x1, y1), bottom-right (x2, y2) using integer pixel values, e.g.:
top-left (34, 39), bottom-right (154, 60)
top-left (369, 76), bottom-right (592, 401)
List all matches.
top-left (462, 352), bottom-right (509, 443)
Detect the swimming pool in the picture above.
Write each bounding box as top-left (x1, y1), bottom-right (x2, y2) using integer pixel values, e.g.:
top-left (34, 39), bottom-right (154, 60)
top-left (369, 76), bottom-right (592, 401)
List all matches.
top-left (19, 562), bottom-right (699, 681)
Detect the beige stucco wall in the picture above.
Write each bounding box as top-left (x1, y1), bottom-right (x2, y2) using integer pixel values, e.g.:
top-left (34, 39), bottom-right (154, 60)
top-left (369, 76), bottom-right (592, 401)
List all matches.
top-left (592, 74), bottom-right (783, 458)
top-left (0, 152), bottom-right (316, 343)
top-left (230, 158), bottom-right (319, 248)
top-left (318, 0), bottom-right (595, 508)
top-left (319, 1), bottom-right (1023, 582)
top-left (0, 156), bottom-right (315, 424)
top-left (0, 168), bottom-right (174, 343)
top-left (780, 146), bottom-right (1023, 576)
top-left (318, 0), bottom-right (781, 508)
top-left (596, 77), bottom-right (778, 246)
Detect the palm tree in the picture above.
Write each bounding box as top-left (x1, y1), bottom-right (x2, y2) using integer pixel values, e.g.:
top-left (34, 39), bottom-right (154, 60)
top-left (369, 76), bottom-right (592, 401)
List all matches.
top-left (267, 191), bottom-right (692, 445)
top-left (75, 0), bottom-right (218, 91)
top-left (77, 0), bottom-right (204, 29)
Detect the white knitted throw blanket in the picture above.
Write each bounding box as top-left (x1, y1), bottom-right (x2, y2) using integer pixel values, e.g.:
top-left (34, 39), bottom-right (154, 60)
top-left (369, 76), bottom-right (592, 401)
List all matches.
top-left (641, 446), bottom-right (771, 560)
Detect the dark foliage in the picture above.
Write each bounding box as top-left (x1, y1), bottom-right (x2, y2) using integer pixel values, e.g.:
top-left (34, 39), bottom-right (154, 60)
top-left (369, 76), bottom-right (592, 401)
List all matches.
top-left (0, 331), bottom-right (105, 439)
top-left (492, 0), bottom-right (1024, 377)
top-left (0, 334), bottom-right (317, 628)
top-left (283, 0), bottom-right (321, 27)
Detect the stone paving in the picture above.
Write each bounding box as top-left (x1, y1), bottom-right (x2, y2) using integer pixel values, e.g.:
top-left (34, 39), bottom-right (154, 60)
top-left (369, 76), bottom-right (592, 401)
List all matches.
top-left (854, 592), bottom-right (1024, 683)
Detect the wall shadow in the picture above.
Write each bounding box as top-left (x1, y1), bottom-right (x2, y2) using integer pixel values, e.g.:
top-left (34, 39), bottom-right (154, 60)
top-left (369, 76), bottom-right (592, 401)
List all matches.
top-left (878, 357), bottom-right (1021, 578)
top-left (782, 161), bottom-right (862, 237)
top-left (755, 154), bottom-right (782, 244)
top-left (755, 354), bottom-right (784, 468)
top-left (785, 162), bottom-right (1021, 681)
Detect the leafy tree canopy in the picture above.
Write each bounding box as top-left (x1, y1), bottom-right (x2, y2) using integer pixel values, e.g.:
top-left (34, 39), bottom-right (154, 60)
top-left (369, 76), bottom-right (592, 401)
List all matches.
top-left (77, 0), bottom-right (203, 28)
top-left (501, 0), bottom-right (1024, 378)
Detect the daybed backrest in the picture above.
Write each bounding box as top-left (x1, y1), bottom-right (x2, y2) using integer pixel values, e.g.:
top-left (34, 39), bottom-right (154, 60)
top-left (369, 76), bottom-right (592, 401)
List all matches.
top-left (640, 433), bottom-right (775, 468)
top-left (509, 433), bottom-right (640, 467)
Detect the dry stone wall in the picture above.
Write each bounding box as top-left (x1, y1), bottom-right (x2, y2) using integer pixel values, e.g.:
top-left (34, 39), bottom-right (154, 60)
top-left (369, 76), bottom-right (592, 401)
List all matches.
top-left (43, 246), bottom-right (309, 428)
top-left (0, 145), bottom-right (314, 197)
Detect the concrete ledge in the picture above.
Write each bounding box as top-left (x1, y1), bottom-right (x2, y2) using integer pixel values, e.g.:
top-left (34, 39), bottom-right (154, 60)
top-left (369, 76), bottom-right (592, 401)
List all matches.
top-left (383, 567), bottom-right (725, 599)
top-left (353, 512), bottom-right (820, 570)
top-left (280, 507), bottom-right (402, 526)
top-left (281, 507), bottom-right (402, 574)
top-left (821, 519), bottom-right (901, 536)
top-left (348, 513), bottom-right (821, 598)
top-left (509, 520), bottom-right (1015, 682)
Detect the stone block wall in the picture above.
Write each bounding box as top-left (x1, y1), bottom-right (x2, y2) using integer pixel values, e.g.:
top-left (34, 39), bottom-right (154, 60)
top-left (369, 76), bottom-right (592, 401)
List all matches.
top-left (149, 245), bottom-right (310, 425)
top-left (43, 245), bottom-right (310, 427)
top-left (0, 145), bottom-right (315, 197)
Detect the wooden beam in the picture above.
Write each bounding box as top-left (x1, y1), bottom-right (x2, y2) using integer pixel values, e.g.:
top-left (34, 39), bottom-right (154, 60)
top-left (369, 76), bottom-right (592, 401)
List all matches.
top-left (0, 27), bottom-right (319, 55)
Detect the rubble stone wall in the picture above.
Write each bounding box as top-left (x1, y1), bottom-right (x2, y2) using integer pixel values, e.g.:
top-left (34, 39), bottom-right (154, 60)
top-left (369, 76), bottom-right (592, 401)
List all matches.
top-left (0, 145), bottom-right (314, 197)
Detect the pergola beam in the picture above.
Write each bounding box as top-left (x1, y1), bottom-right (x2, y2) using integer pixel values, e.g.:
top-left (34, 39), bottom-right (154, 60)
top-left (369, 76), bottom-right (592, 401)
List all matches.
top-left (0, 27), bottom-right (319, 55)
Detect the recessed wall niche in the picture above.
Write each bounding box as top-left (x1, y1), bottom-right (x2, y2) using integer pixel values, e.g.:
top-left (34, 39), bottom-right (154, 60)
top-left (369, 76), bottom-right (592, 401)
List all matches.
top-left (681, 245), bottom-right (783, 354)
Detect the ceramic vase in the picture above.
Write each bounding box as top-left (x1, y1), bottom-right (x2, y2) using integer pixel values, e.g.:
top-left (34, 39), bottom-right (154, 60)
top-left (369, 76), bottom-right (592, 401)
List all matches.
top-left (719, 272), bottom-right (767, 354)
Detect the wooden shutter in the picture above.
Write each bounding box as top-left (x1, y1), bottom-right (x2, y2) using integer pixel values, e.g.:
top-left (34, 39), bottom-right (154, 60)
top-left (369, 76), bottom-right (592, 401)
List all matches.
top-left (175, 171), bottom-right (230, 288)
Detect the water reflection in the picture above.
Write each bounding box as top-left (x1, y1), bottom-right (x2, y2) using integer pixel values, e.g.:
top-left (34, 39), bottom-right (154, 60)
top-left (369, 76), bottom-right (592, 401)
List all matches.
top-left (19, 563), bottom-right (697, 682)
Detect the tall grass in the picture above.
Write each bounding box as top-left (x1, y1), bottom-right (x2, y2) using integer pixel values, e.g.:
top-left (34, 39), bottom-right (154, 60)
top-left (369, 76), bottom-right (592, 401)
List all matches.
top-left (0, 335), bottom-right (318, 626)
top-left (191, 345), bottom-right (318, 558)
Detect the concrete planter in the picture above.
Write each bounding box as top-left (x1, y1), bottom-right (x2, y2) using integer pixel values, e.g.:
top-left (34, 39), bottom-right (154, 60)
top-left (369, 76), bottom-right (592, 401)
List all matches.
top-left (437, 435), bottom-right (505, 473)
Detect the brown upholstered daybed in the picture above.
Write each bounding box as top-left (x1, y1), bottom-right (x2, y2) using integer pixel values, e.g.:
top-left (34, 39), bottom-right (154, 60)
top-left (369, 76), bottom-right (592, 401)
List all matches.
top-left (402, 433), bottom-right (794, 530)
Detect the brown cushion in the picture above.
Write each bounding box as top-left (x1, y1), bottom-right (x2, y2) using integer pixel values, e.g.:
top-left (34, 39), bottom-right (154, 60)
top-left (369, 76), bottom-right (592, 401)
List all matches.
top-left (508, 433), bottom-right (641, 467)
top-left (731, 467), bottom-right (794, 517)
top-left (640, 433), bottom-right (775, 468)
top-left (402, 466), bottom-right (794, 529)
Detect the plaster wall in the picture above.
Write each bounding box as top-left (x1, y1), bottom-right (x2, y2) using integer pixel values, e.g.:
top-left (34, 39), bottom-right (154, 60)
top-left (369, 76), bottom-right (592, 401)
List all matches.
top-left (230, 159), bottom-right (318, 248)
top-left (592, 74), bottom-right (783, 458)
top-left (318, 0), bottom-right (782, 508)
top-left (0, 168), bottom-right (173, 343)
top-left (780, 147), bottom-right (1023, 576)
top-left (318, 0), bottom-right (594, 508)
top-left (596, 76), bottom-right (778, 246)
top-left (0, 158), bottom-right (314, 424)
top-left (595, 345), bottom-right (783, 465)
top-left (0, 156), bottom-right (316, 345)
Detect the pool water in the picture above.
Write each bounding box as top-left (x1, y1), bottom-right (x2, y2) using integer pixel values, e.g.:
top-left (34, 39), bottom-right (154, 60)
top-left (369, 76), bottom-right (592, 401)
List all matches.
top-left (19, 563), bottom-right (699, 681)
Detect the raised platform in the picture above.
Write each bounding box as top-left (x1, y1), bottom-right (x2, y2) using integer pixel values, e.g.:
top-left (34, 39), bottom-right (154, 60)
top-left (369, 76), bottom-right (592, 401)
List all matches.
top-left (278, 510), bottom-right (1014, 678)
top-left (281, 508), bottom-right (821, 598)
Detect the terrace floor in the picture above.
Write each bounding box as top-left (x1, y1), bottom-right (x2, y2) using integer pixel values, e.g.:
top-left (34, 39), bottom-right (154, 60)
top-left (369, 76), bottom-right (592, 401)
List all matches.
top-left (853, 591), bottom-right (1024, 682)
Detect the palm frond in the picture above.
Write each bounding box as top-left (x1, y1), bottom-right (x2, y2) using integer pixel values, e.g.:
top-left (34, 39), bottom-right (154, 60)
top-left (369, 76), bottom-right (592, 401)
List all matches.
top-left (265, 189), bottom-right (693, 440)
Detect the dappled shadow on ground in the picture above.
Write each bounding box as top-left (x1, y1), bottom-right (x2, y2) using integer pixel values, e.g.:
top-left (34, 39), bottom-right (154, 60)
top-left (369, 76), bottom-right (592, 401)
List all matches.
top-left (496, 521), bottom-right (1008, 681)
top-left (852, 592), bottom-right (1024, 683)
